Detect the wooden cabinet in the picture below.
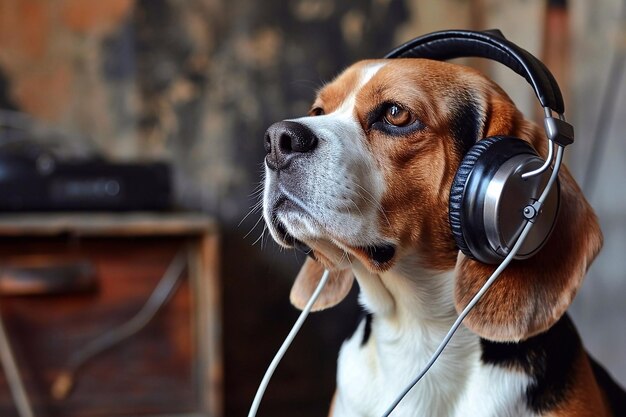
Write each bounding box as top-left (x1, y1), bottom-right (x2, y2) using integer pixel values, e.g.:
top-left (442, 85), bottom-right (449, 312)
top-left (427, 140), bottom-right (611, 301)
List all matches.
top-left (0, 213), bottom-right (221, 417)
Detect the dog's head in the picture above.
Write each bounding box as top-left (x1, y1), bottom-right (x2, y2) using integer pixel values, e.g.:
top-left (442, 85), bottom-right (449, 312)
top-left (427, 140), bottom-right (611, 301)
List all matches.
top-left (262, 58), bottom-right (602, 342)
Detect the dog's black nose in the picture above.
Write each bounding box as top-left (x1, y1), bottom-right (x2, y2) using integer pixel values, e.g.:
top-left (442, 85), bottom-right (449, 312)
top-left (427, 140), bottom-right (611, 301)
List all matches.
top-left (264, 121), bottom-right (318, 170)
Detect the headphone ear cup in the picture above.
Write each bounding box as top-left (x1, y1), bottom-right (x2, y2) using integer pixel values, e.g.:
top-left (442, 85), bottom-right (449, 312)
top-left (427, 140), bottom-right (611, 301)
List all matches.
top-left (449, 136), bottom-right (558, 264)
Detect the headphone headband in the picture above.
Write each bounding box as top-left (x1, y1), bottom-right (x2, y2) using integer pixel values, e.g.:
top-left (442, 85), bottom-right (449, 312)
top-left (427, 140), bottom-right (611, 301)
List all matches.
top-left (385, 29), bottom-right (565, 114)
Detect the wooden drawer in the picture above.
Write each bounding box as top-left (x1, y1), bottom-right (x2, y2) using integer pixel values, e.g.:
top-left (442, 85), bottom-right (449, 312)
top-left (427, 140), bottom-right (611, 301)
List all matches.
top-left (0, 214), bottom-right (221, 417)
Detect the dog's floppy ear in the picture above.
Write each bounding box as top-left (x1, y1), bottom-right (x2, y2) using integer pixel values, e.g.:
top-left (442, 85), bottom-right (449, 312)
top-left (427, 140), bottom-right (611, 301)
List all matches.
top-left (454, 106), bottom-right (602, 342)
top-left (290, 258), bottom-right (354, 311)
top-left (452, 85), bottom-right (603, 342)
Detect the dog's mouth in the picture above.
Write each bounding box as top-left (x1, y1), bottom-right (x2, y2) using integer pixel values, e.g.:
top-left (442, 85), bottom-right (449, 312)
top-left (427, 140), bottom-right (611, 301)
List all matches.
top-left (273, 219), bottom-right (296, 246)
top-left (360, 244), bottom-right (396, 266)
top-left (273, 216), bottom-right (396, 269)
top-left (268, 191), bottom-right (397, 270)
top-left (270, 195), bottom-right (298, 247)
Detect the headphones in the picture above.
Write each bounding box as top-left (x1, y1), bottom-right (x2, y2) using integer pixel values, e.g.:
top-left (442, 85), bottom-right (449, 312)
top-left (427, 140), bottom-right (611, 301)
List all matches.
top-left (385, 29), bottom-right (575, 264)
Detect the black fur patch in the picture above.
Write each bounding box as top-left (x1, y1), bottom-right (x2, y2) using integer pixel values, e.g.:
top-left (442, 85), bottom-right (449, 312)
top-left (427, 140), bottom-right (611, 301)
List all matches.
top-left (347, 312), bottom-right (374, 348)
top-left (450, 92), bottom-right (482, 156)
top-left (589, 354), bottom-right (626, 415)
top-left (480, 314), bottom-right (580, 413)
top-left (363, 244), bottom-right (396, 267)
top-left (361, 313), bottom-right (373, 347)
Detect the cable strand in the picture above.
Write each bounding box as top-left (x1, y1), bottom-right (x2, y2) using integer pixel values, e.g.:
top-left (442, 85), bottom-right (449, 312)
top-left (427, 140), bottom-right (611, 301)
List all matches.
top-left (247, 269), bottom-right (331, 417)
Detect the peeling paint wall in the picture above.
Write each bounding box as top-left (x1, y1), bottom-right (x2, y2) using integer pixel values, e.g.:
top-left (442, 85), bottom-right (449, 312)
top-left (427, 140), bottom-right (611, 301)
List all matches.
top-left (0, 0), bottom-right (409, 222)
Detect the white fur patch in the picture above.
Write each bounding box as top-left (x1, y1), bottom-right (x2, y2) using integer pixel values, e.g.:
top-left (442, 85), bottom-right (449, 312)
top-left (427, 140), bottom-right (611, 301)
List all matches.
top-left (271, 63), bottom-right (389, 249)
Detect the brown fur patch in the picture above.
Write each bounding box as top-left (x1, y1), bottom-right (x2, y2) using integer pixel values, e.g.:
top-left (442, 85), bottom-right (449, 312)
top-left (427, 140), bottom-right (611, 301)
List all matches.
top-left (290, 258), bottom-right (354, 312)
top-left (312, 61), bottom-right (374, 114)
top-left (351, 60), bottom-right (494, 271)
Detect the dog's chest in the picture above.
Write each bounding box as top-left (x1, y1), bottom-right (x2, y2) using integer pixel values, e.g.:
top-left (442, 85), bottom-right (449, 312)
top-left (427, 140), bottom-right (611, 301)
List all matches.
top-left (332, 316), bottom-right (537, 417)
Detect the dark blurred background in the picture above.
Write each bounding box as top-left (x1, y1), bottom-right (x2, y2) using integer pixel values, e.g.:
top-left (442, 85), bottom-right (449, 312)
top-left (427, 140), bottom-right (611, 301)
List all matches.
top-left (0, 0), bottom-right (624, 416)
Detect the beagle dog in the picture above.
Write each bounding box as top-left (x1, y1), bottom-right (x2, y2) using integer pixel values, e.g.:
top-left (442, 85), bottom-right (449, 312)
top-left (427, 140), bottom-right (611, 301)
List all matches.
top-left (262, 58), bottom-right (626, 416)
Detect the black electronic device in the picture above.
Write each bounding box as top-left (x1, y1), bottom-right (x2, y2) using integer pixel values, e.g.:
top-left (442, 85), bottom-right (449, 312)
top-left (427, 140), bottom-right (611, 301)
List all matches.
top-left (0, 141), bottom-right (172, 211)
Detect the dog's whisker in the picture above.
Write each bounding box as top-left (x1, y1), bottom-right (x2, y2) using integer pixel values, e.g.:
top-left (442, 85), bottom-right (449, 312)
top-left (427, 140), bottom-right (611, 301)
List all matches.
top-left (245, 214), bottom-right (266, 240)
top-left (352, 182), bottom-right (377, 202)
top-left (258, 227), bottom-right (266, 249)
top-left (339, 249), bottom-right (351, 267)
top-left (344, 180), bottom-right (385, 214)
top-left (336, 199), bottom-right (354, 218)
top-left (249, 189), bottom-right (264, 199)
top-left (249, 183), bottom-right (265, 197)
top-left (240, 199), bottom-right (262, 219)
top-left (239, 201), bottom-right (263, 228)
top-left (353, 183), bottom-right (392, 228)
top-left (346, 196), bottom-right (364, 218)
top-left (253, 222), bottom-right (268, 247)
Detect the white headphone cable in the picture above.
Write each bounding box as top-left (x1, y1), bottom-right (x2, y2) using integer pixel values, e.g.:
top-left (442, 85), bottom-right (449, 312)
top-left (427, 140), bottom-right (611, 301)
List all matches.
top-left (380, 145), bottom-right (564, 417)
top-left (248, 268), bottom-right (331, 417)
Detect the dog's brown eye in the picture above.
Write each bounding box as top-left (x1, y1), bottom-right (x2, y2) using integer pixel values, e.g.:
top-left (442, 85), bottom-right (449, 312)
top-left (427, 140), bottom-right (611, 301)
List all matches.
top-left (310, 107), bottom-right (324, 116)
top-left (384, 104), bottom-right (413, 127)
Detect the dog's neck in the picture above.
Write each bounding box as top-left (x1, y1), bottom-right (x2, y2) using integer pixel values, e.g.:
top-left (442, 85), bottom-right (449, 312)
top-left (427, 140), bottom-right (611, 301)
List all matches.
top-left (351, 255), bottom-right (458, 323)
top-left (354, 256), bottom-right (477, 360)
top-left (344, 255), bottom-right (480, 415)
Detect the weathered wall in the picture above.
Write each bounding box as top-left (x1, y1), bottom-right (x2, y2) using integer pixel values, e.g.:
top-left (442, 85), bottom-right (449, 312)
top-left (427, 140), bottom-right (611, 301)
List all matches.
top-left (0, 0), bottom-right (624, 415)
top-left (567, 0), bottom-right (626, 385)
top-left (0, 0), bottom-right (408, 219)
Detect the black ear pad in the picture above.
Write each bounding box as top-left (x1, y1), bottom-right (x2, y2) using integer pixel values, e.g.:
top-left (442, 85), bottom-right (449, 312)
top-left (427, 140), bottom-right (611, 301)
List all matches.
top-left (449, 137), bottom-right (503, 258)
top-left (449, 136), bottom-right (540, 263)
